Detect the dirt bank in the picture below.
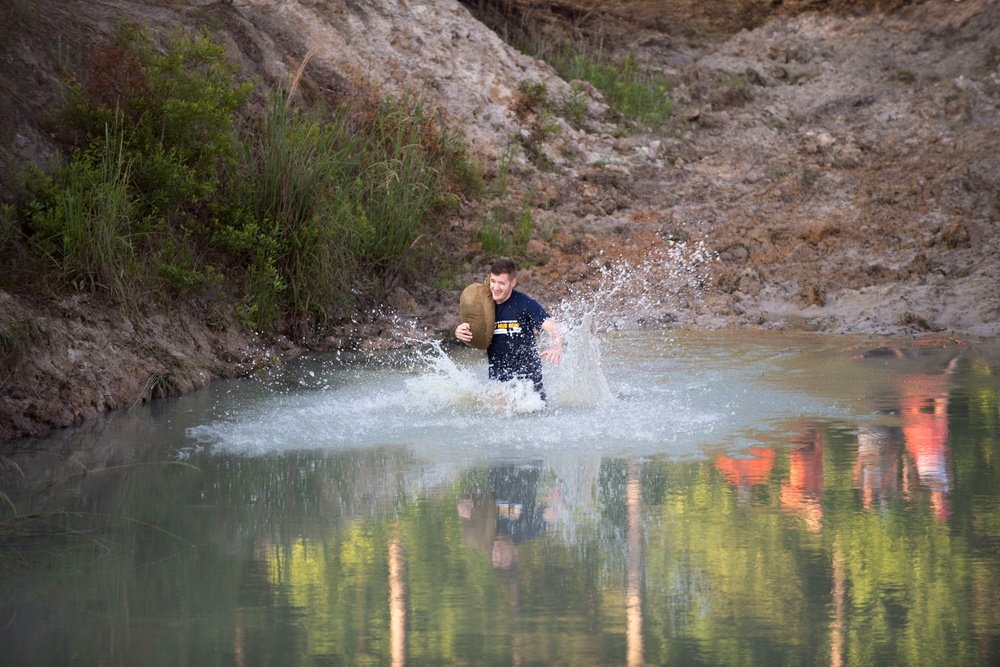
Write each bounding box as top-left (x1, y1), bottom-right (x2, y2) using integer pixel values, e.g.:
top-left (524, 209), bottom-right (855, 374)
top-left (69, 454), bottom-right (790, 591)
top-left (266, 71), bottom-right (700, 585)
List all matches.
top-left (1, 0), bottom-right (998, 444)
top-left (441, 0), bottom-right (1000, 339)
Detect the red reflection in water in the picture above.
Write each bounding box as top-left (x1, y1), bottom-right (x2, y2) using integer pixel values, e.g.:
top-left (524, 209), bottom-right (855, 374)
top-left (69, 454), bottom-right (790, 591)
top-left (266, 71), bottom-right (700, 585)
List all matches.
top-left (782, 426), bottom-right (824, 532)
top-left (851, 347), bottom-right (959, 523)
top-left (853, 425), bottom-right (901, 514)
top-left (715, 447), bottom-right (775, 503)
top-left (900, 361), bottom-right (956, 522)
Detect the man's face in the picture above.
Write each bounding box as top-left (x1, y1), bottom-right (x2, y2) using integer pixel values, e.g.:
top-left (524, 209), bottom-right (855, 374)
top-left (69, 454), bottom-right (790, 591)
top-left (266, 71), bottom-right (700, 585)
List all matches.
top-left (489, 272), bottom-right (516, 304)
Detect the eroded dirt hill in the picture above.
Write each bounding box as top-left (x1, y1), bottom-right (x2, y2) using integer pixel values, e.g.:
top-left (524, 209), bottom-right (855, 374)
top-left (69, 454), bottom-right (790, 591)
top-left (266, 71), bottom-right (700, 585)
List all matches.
top-left (1, 0), bottom-right (998, 444)
top-left (448, 0), bottom-right (1000, 338)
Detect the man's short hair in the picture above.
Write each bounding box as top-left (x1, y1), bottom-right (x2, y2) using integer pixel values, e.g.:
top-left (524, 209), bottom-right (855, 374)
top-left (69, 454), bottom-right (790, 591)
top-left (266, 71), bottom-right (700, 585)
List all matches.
top-left (490, 257), bottom-right (517, 277)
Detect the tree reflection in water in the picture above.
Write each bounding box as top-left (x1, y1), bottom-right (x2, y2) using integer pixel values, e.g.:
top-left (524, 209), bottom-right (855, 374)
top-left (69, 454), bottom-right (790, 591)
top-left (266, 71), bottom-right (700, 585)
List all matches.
top-left (1, 336), bottom-right (998, 666)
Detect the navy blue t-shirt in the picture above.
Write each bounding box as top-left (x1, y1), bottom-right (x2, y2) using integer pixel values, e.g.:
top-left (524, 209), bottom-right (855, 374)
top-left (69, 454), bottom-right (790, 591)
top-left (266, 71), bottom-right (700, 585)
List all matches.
top-left (487, 290), bottom-right (550, 387)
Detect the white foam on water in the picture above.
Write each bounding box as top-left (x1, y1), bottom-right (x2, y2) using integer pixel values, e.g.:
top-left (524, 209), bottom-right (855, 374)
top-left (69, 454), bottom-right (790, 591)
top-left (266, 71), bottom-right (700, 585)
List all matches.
top-left (403, 341), bottom-right (546, 415)
top-left (183, 325), bottom-right (855, 462)
top-left (184, 331), bottom-right (713, 459)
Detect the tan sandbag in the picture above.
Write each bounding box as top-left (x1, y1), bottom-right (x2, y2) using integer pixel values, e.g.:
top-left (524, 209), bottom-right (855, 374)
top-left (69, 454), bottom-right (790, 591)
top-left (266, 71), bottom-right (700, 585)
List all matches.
top-left (459, 278), bottom-right (495, 350)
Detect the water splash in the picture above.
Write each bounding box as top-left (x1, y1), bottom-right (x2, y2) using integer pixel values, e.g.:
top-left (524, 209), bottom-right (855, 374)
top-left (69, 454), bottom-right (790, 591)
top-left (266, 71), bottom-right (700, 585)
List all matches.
top-left (404, 341), bottom-right (546, 415)
top-left (366, 238), bottom-right (715, 414)
top-left (546, 312), bottom-right (615, 407)
top-left (183, 328), bottom-right (857, 461)
top-left (185, 238), bottom-right (726, 456)
top-left (543, 238), bottom-right (714, 405)
top-left (559, 239), bottom-right (716, 333)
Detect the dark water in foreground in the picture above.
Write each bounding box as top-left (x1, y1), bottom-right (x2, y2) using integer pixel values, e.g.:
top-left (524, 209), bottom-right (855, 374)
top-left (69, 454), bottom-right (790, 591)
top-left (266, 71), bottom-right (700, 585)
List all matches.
top-left (2, 330), bottom-right (999, 666)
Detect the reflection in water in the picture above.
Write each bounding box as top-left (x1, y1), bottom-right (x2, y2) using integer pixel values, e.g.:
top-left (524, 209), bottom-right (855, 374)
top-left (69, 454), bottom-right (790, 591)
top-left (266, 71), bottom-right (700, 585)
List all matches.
top-left (782, 425), bottom-right (824, 531)
top-left (854, 425), bottom-right (901, 515)
top-left (390, 537), bottom-right (407, 667)
top-left (830, 541), bottom-right (846, 667)
top-left (715, 447), bottom-right (775, 504)
top-left (1, 333), bottom-right (999, 666)
top-left (900, 358), bottom-right (957, 522)
top-left (458, 462), bottom-right (551, 566)
top-left (234, 609), bottom-right (246, 667)
top-left (458, 462), bottom-right (554, 666)
top-left (626, 461), bottom-right (644, 667)
top-left (851, 349), bottom-right (960, 523)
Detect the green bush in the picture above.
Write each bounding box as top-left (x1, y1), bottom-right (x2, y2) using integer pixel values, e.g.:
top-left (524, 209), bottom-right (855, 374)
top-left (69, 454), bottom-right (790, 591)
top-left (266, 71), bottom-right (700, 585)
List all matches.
top-left (239, 95), bottom-right (357, 324)
top-left (25, 22), bottom-right (252, 308)
top-left (15, 20), bottom-right (481, 335)
top-left (64, 22), bottom-right (251, 218)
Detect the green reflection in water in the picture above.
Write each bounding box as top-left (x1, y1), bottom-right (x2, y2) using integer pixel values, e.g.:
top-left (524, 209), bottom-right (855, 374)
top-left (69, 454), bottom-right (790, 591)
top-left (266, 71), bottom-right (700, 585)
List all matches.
top-left (1, 336), bottom-right (999, 666)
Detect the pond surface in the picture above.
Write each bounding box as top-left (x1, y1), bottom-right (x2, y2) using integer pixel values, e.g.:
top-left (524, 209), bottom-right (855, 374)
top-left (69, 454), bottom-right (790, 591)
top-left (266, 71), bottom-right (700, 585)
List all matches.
top-left (2, 329), bottom-right (999, 666)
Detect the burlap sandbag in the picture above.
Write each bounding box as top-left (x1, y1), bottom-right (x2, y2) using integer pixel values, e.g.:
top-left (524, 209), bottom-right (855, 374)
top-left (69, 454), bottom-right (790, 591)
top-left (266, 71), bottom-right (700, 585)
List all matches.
top-left (459, 278), bottom-right (495, 350)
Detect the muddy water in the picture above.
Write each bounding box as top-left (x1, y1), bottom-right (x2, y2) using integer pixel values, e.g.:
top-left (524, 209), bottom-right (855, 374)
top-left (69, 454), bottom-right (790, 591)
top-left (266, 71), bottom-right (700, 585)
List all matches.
top-left (2, 330), bottom-right (999, 666)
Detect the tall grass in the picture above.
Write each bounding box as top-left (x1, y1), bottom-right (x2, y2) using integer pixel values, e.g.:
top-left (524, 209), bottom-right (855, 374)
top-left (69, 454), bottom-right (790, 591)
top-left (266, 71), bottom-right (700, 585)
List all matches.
top-left (234, 91), bottom-right (463, 328)
top-left (27, 120), bottom-right (140, 306)
top-left (240, 93), bottom-right (358, 325)
top-left (342, 97), bottom-right (446, 272)
top-left (548, 46), bottom-right (672, 127)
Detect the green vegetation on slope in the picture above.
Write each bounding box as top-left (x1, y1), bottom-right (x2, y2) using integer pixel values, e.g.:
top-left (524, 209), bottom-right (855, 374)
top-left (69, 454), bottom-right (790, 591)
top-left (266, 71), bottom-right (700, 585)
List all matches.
top-left (546, 45), bottom-right (673, 128)
top-left (2, 22), bottom-right (482, 333)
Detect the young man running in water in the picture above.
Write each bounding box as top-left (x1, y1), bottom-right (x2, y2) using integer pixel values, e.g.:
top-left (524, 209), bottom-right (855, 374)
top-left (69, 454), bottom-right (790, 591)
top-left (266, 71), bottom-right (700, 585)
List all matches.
top-left (455, 257), bottom-right (564, 400)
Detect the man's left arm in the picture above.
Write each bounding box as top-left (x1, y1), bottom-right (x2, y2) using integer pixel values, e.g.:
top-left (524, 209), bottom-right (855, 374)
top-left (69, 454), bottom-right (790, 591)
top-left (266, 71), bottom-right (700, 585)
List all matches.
top-left (540, 318), bottom-right (564, 364)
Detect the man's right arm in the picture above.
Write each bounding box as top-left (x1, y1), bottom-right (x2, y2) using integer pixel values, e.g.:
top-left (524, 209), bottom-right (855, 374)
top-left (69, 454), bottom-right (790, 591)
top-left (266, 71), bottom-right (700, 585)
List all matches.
top-left (540, 318), bottom-right (563, 364)
top-left (455, 322), bottom-right (473, 344)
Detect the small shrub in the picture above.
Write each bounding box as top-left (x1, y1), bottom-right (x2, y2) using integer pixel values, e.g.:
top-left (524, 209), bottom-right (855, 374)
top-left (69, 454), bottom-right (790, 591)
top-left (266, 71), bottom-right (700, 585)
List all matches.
top-left (506, 80), bottom-right (562, 169)
top-left (510, 80), bottom-right (548, 125)
top-left (477, 201), bottom-right (533, 256)
top-left (705, 73), bottom-right (753, 110)
top-left (515, 203), bottom-right (533, 252)
top-left (549, 45), bottom-right (672, 127)
top-left (559, 85), bottom-right (588, 127)
top-left (494, 135), bottom-right (521, 197)
top-left (132, 372), bottom-right (172, 409)
top-left (64, 22), bottom-right (252, 219)
top-left (899, 310), bottom-right (933, 331)
top-left (477, 209), bottom-right (511, 256)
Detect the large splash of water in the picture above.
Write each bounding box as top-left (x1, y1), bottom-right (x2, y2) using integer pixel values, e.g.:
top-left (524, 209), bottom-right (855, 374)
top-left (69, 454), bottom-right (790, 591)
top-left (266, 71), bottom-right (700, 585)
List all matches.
top-left (186, 240), bottom-right (724, 458)
top-left (401, 238), bottom-right (715, 412)
top-left (560, 239), bottom-right (716, 331)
